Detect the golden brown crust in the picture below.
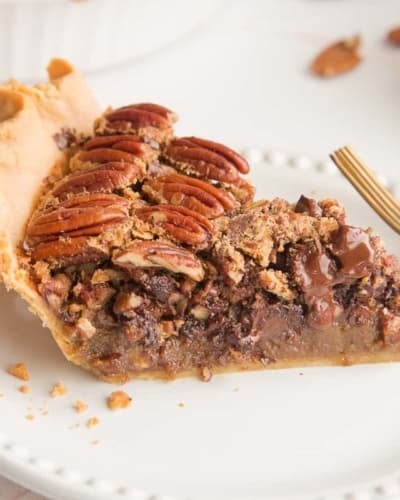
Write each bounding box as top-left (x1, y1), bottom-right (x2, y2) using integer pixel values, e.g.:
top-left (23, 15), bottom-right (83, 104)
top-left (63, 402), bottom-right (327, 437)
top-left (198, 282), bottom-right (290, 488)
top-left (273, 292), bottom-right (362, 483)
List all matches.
top-left (0, 59), bottom-right (100, 364)
top-left (97, 349), bottom-right (400, 383)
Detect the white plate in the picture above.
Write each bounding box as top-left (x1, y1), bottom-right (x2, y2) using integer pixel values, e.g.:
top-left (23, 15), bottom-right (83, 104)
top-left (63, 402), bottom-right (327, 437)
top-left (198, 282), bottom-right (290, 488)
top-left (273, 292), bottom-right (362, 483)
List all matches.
top-left (0, 151), bottom-right (399, 500)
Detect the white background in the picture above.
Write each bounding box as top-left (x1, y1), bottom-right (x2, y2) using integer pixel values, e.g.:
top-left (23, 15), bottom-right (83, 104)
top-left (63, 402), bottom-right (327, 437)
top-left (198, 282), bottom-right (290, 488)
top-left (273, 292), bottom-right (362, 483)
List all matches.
top-left (1, 0), bottom-right (399, 498)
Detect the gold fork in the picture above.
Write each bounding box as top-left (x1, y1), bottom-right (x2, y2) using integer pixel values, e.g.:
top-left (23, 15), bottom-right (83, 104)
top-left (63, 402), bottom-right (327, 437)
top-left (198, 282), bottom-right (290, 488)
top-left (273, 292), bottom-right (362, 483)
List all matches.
top-left (330, 146), bottom-right (400, 234)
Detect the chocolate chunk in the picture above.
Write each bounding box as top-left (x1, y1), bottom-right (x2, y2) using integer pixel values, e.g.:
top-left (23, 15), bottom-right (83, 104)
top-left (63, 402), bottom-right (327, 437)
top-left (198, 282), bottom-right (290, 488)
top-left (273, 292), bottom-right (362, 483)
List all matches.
top-left (330, 225), bottom-right (375, 279)
top-left (292, 246), bottom-right (338, 329)
top-left (296, 249), bottom-right (336, 294)
top-left (294, 195), bottom-right (322, 218)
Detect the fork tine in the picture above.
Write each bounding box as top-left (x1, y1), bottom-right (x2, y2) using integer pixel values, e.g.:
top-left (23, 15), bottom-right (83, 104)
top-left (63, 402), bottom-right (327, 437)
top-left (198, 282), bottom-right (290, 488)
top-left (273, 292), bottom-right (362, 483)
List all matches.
top-left (331, 149), bottom-right (400, 233)
top-left (342, 147), bottom-right (400, 215)
top-left (334, 149), bottom-right (400, 221)
top-left (330, 148), bottom-right (400, 233)
top-left (332, 149), bottom-right (400, 229)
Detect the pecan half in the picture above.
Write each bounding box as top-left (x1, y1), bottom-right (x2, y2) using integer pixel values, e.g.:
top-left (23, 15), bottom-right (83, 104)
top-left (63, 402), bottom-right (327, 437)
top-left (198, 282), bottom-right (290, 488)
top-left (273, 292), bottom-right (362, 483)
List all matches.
top-left (136, 204), bottom-right (214, 247)
top-left (98, 103), bottom-right (178, 143)
top-left (164, 137), bottom-right (249, 184)
top-left (113, 240), bottom-right (204, 282)
top-left (144, 173), bottom-right (237, 218)
top-left (52, 162), bottom-right (144, 198)
top-left (31, 237), bottom-right (108, 266)
top-left (27, 193), bottom-right (129, 240)
top-left (78, 134), bottom-right (157, 165)
top-left (310, 35), bottom-right (362, 77)
top-left (387, 27), bottom-right (400, 46)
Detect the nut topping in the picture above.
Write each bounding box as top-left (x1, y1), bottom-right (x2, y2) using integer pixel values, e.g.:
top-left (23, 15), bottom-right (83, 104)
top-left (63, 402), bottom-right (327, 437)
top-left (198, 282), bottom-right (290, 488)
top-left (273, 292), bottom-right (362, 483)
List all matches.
top-left (107, 103), bottom-right (177, 129)
top-left (53, 162), bottom-right (144, 197)
top-left (136, 204), bottom-right (214, 247)
top-left (27, 193), bottom-right (129, 240)
top-left (113, 240), bottom-right (204, 281)
top-left (83, 134), bottom-right (150, 153)
top-left (144, 173), bottom-right (237, 218)
top-left (99, 103), bottom-right (178, 143)
top-left (78, 134), bottom-right (156, 166)
top-left (30, 236), bottom-right (108, 265)
top-left (164, 136), bottom-right (249, 184)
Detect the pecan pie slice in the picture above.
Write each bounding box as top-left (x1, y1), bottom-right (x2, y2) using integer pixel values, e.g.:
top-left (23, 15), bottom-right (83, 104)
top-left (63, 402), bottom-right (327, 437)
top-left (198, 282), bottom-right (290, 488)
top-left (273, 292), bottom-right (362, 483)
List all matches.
top-left (0, 66), bottom-right (399, 382)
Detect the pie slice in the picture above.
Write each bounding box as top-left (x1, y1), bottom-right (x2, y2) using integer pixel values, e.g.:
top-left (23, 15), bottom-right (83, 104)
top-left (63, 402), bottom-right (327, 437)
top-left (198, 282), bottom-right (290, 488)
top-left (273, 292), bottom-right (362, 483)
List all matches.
top-left (0, 64), bottom-right (399, 382)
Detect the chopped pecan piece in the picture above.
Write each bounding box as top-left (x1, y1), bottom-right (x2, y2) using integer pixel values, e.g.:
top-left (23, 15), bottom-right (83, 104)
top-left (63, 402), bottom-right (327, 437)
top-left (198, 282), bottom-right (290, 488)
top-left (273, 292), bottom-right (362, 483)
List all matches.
top-left (38, 273), bottom-right (71, 311)
top-left (224, 176), bottom-right (255, 203)
top-left (113, 291), bottom-right (143, 317)
top-left (53, 162), bottom-right (144, 197)
top-left (136, 204), bottom-right (214, 247)
top-left (380, 308), bottom-right (400, 345)
top-left (259, 269), bottom-right (295, 301)
top-left (164, 136), bottom-right (249, 184)
top-left (144, 173), bottom-right (237, 218)
top-left (113, 240), bottom-right (205, 282)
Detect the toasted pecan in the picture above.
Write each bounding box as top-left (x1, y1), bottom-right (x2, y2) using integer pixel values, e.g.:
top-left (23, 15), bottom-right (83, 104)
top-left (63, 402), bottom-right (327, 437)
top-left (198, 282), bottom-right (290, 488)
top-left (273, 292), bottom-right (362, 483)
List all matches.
top-left (113, 240), bottom-right (204, 281)
top-left (144, 173), bottom-right (237, 218)
top-left (98, 103), bottom-right (178, 144)
top-left (136, 204), bottom-right (214, 247)
top-left (27, 194), bottom-right (129, 239)
top-left (52, 162), bottom-right (143, 197)
top-left (164, 136), bottom-right (249, 183)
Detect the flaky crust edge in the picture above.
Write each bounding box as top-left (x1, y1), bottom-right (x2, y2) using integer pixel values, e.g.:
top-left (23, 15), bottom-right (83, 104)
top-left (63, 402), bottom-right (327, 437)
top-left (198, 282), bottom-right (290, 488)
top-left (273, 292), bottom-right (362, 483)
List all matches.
top-left (0, 59), bottom-right (100, 365)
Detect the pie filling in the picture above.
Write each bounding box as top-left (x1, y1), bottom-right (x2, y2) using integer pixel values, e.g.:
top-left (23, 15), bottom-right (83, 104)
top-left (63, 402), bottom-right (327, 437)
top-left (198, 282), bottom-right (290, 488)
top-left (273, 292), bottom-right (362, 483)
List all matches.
top-left (19, 103), bottom-right (400, 381)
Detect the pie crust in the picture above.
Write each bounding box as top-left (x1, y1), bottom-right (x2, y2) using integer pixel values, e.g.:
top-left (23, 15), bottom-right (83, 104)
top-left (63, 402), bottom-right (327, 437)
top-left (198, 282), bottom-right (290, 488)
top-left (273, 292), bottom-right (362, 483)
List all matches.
top-left (0, 59), bottom-right (100, 363)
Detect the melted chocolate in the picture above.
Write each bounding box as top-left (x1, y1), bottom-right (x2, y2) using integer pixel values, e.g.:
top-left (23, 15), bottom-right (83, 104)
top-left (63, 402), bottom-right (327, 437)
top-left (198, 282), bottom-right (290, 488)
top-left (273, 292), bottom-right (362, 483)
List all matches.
top-left (299, 250), bottom-right (336, 295)
top-left (295, 247), bottom-right (338, 330)
top-left (330, 226), bottom-right (375, 279)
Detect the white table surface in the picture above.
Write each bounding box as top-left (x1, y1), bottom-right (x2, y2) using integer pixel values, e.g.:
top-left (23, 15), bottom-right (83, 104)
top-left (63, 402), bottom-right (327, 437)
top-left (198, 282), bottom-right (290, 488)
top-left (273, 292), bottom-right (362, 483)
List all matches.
top-left (1, 0), bottom-right (399, 498)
